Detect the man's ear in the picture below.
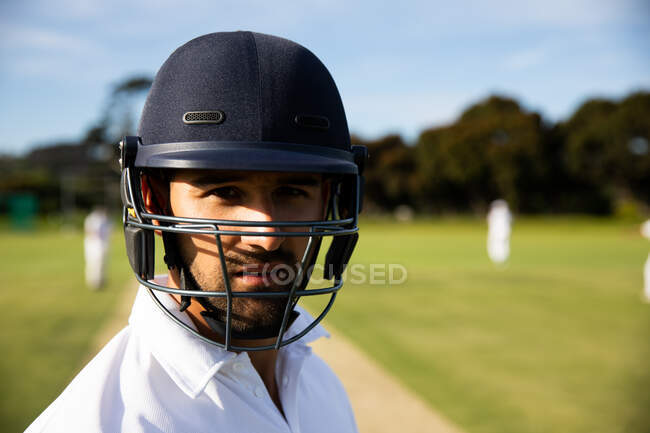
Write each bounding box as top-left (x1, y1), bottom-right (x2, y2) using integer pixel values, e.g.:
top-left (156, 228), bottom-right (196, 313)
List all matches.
top-left (141, 174), bottom-right (169, 222)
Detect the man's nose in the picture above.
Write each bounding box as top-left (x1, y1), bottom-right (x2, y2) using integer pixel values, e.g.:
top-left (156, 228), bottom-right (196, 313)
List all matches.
top-left (236, 200), bottom-right (285, 252)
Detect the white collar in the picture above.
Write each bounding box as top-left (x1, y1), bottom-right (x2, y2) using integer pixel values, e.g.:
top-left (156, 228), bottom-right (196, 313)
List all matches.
top-left (128, 277), bottom-right (329, 399)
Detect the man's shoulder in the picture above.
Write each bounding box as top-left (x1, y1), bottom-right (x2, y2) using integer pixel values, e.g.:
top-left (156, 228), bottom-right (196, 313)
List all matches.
top-left (24, 327), bottom-right (133, 433)
top-left (293, 348), bottom-right (357, 431)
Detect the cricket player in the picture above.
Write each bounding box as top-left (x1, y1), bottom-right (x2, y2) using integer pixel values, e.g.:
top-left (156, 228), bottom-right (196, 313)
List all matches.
top-left (83, 206), bottom-right (112, 290)
top-left (487, 199), bottom-right (512, 264)
top-left (641, 219), bottom-right (650, 302)
top-left (26, 31), bottom-right (366, 433)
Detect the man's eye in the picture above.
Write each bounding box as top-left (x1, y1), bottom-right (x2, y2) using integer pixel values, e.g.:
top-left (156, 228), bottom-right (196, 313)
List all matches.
top-left (276, 186), bottom-right (308, 198)
top-left (210, 187), bottom-right (240, 199)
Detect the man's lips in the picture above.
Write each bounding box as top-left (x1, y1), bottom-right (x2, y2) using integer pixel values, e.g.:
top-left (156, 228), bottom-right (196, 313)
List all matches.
top-left (237, 273), bottom-right (270, 287)
top-left (233, 262), bottom-right (294, 286)
top-left (235, 262), bottom-right (286, 274)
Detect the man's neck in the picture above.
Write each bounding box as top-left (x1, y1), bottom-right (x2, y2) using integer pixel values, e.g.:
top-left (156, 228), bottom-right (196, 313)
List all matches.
top-left (248, 348), bottom-right (284, 416)
top-left (166, 271), bottom-right (285, 415)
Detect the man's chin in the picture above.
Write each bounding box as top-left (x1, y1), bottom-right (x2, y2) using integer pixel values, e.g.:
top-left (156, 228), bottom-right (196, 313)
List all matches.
top-left (220, 312), bottom-right (287, 339)
top-left (233, 322), bottom-right (285, 339)
top-left (208, 296), bottom-right (286, 322)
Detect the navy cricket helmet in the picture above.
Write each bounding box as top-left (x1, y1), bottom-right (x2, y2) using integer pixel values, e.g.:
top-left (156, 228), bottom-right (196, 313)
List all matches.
top-left (119, 31), bottom-right (367, 352)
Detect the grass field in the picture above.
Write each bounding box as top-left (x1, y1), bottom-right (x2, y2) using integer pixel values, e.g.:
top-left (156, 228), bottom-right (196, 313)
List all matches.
top-left (304, 217), bottom-right (650, 433)
top-left (0, 226), bottom-right (133, 433)
top-left (2, 217), bottom-right (649, 433)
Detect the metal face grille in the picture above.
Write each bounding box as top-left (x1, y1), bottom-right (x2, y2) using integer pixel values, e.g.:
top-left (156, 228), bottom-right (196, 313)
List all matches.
top-left (183, 110), bottom-right (225, 124)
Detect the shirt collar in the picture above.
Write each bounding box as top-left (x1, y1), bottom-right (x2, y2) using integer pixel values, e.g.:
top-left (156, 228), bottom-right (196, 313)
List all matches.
top-left (128, 276), bottom-right (329, 399)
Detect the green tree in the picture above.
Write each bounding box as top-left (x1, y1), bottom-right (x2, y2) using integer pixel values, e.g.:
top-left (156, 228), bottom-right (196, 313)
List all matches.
top-left (562, 92), bottom-right (650, 207)
top-left (352, 134), bottom-right (416, 212)
top-left (416, 96), bottom-right (549, 212)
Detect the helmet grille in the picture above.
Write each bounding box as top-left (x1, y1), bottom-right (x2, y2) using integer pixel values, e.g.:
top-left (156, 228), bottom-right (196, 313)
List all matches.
top-left (183, 110), bottom-right (225, 124)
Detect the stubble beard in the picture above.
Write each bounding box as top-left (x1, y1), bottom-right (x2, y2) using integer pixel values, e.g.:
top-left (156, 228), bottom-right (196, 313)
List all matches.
top-left (180, 246), bottom-right (298, 337)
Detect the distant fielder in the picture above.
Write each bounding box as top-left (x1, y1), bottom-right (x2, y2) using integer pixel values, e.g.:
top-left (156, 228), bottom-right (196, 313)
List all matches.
top-left (487, 199), bottom-right (512, 264)
top-left (83, 206), bottom-right (112, 290)
top-left (641, 219), bottom-right (650, 302)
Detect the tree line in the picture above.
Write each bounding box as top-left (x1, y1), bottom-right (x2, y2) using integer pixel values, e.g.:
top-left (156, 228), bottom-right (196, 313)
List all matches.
top-left (0, 77), bottom-right (648, 217)
top-left (358, 92), bottom-right (649, 215)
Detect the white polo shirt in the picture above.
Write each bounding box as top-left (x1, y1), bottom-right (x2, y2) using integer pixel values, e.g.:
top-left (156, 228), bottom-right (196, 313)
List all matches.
top-left (26, 281), bottom-right (358, 433)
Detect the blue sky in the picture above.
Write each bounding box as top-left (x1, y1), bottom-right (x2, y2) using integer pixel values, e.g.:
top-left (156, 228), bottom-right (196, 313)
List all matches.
top-left (1, 0), bottom-right (648, 155)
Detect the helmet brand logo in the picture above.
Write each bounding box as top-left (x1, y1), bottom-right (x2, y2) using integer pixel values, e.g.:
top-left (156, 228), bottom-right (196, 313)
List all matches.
top-left (183, 110), bottom-right (225, 125)
top-left (294, 114), bottom-right (330, 130)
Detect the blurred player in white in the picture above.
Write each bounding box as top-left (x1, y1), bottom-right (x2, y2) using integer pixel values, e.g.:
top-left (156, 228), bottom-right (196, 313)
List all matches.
top-left (84, 207), bottom-right (112, 289)
top-left (487, 199), bottom-right (512, 264)
top-left (641, 219), bottom-right (650, 302)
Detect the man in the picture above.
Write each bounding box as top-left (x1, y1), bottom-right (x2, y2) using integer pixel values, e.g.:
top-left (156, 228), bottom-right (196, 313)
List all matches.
top-left (26, 31), bottom-right (366, 432)
top-left (641, 219), bottom-right (650, 302)
top-left (486, 199), bottom-right (512, 264)
top-left (83, 206), bottom-right (112, 290)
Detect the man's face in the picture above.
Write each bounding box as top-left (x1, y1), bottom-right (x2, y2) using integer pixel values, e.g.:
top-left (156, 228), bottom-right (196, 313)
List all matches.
top-left (167, 170), bottom-right (327, 336)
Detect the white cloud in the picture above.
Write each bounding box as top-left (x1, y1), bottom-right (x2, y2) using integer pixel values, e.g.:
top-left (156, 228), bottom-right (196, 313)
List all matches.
top-left (503, 46), bottom-right (547, 71)
top-left (0, 25), bottom-right (110, 81)
top-left (27, 0), bottom-right (107, 20)
top-left (465, 0), bottom-right (634, 27)
top-left (1, 26), bottom-right (97, 54)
